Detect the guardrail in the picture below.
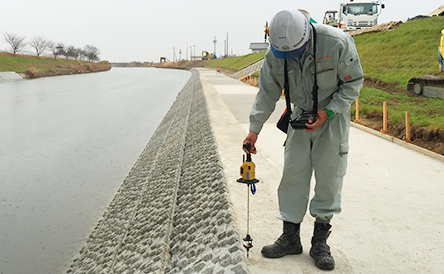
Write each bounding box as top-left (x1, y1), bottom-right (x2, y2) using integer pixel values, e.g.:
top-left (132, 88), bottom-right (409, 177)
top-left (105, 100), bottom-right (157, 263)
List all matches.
top-left (230, 59), bottom-right (264, 80)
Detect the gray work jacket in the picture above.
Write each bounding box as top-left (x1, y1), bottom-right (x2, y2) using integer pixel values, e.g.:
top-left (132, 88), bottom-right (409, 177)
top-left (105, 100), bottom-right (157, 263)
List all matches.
top-left (250, 24), bottom-right (364, 134)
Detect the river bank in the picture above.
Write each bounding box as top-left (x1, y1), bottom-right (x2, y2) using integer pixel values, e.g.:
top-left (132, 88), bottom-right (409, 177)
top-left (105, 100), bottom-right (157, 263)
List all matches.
top-left (21, 61), bottom-right (111, 79)
top-left (0, 52), bottom-right (111, 79)
top-left (66, 69), bottom-right (248, 273)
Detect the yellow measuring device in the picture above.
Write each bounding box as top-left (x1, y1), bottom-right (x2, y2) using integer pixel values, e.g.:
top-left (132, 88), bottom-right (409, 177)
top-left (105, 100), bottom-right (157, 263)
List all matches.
top-left (237, 143), bottom-right (258, 258)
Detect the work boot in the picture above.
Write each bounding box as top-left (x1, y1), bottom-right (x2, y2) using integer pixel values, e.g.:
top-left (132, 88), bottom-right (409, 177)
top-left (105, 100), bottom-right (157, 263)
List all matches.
top-left (261, 221), bottom-right (302, 258)
top-left (309, 222), bottom-right (335, 270)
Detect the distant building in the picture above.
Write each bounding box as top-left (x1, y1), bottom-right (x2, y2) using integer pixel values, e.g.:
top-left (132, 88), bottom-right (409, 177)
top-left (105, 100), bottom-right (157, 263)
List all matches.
top-left (249, 42), bottom-right (269, 53)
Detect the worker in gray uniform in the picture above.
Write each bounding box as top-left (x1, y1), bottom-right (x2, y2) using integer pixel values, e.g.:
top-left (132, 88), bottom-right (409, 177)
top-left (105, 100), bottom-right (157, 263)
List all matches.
top-left (243, 9), bottom-right (364, 270)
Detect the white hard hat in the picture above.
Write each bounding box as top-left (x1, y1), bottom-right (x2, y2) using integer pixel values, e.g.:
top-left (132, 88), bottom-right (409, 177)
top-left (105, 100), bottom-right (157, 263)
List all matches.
top-left (269, 9), bottom-right (310, 59)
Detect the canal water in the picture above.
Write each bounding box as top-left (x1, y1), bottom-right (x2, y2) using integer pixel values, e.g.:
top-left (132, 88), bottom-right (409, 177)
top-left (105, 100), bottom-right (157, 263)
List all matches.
top-left (0, 68), bottom-right (191, 274)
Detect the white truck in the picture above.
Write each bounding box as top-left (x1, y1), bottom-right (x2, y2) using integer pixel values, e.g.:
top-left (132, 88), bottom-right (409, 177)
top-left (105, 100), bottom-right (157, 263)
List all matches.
top-left (323, 0), bottom-right (385, 31)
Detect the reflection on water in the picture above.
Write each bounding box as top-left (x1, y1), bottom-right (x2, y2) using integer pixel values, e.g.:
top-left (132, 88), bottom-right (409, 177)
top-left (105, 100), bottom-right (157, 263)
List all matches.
top-left (0, 68), bottom-right (191, 274)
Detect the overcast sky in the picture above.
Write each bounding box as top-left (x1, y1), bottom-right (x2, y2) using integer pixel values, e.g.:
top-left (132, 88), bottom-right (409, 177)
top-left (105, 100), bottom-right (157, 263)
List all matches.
top-left (1, 0), bottom-right (442, 63)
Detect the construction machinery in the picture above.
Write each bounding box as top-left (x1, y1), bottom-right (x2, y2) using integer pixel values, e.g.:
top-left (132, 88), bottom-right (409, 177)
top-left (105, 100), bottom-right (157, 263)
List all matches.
top-left (160, 57), bottom-right (170, 63)
top-left (323, 11), bottom-right (339, 27)
top-left (202, 51), bottom-right (216, 60)
top-left (323, 0), bottom-right (385, 31)
top-left (406, 29), bottom-right (444, 99)
top-left (407, 76), bottom-right (444, 99)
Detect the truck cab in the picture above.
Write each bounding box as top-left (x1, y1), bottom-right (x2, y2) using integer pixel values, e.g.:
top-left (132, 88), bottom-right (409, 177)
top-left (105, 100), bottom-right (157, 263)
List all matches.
top-left (339, 1), bottom-right (385, 31)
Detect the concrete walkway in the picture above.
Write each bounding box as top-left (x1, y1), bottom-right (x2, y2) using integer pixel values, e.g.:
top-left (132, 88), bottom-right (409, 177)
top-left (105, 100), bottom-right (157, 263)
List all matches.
top-left (199, 68), bottom-right (444, 273)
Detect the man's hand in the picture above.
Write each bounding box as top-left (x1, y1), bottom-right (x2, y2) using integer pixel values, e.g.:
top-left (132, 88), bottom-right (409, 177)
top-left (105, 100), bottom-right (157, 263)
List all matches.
top-left (303, 110), bottom-right (328, 132)
top-left (243, 131), bottom-right (258, 154)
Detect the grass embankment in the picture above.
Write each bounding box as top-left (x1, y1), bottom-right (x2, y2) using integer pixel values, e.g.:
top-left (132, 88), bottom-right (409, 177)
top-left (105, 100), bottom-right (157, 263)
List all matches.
top-left (352, 16), bottom-right (444, 151)
top-left (355, 17), bottom-right (444, 88)
top-left (205, 51), bottom-right (265, 73)
top-left (0, 52), bottom-right (111, 78)
top-left (176, 52), bottom-right (266, 75)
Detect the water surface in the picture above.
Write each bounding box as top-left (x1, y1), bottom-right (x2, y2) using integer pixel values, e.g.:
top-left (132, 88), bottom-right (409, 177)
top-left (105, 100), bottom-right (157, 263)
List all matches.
top-left (0, 68), bottom-right (191, 273)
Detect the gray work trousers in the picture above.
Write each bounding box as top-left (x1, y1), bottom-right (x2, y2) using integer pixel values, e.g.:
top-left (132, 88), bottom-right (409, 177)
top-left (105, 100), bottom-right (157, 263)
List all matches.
top-left (277, 110), bottom-right (350, 224)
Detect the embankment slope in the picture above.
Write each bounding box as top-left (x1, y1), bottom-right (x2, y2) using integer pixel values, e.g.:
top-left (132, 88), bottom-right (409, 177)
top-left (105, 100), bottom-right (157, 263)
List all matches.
top-left (66, 69), bottom-right (248, 273)
top-left (0, 52), bottom-right (111, 79)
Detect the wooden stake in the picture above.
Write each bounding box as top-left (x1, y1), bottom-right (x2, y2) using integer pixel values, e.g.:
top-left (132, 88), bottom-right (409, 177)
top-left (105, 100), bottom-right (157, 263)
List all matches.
top-left (381, 101), bottom-right (388, 134)
top-left (355, 97), bottom-right (360, 123)
top-left (405, 111), bottom-right (411, 142)
top-left (240, 72), bottom-right (246, 81)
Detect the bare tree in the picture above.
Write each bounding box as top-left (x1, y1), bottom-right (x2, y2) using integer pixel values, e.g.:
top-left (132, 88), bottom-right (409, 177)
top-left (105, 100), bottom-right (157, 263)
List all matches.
top-left (78, 49), bottom-right (87, 60)
top-left (56, 43), bottom-right (66, 59)
top-left (3, 32), bottom-right (27, 55)
top-left (65, 45), bottom-right (76, 60)
top-left (72, 48), bottom-right (82, 60)
top-left (29, 36), bottom-right (48, 57)
top-left (84, 45), bottom-right (100, 62)
top-left (47, 41), bottom-right (56, 58)
top-left (47, 42), bottom-right (65, 59)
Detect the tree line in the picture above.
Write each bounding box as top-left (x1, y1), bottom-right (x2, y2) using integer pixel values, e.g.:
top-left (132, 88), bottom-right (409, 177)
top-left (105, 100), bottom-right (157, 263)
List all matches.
top-left (2, 32), bottom-right (101, 62)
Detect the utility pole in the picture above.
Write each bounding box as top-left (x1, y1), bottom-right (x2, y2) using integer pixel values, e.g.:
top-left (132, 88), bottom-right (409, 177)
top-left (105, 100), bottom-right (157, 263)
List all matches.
top-left (179, 49), bottom-right (182, 60)
top-left (213, 36), bottom-right (217, 56)
top-left (193, 45), bottom-right (196, 59)
top-left (226, 32), bottom-right (229, 58)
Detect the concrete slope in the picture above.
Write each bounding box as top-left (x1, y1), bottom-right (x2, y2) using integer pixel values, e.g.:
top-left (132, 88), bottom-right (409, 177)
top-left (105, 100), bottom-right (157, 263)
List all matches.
top-left (199, 68), bottom-right (444, 273)
top-left (0, 71), bottom-right (23, 82)
top-left (67, 70), bottom-right (248, 274)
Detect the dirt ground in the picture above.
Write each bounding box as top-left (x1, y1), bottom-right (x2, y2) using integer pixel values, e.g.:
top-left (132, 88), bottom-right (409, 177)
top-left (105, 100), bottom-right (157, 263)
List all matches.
top-left (353, 111), bottom-right (444, 156)
top-left (22, 62), bottom-right (111, 79)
